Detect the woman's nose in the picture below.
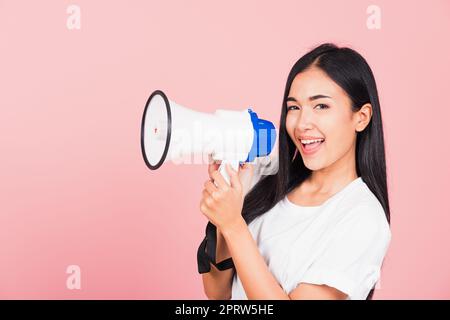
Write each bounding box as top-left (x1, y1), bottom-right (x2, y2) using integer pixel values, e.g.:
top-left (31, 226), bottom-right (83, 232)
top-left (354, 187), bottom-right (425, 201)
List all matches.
top-left (295, 109), bottom-right (315, 131)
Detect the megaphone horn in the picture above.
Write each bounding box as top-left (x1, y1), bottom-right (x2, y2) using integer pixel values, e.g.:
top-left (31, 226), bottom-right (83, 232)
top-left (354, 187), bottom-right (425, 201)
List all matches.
top-left (140, 90), bottom-right (172, 170)
top-left (140, 90), bottom-right (277, 184)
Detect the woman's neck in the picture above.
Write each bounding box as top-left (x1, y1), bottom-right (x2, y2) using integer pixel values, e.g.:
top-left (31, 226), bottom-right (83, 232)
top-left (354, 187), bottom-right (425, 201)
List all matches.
top-left (305, 147), bottom-right (358, 195)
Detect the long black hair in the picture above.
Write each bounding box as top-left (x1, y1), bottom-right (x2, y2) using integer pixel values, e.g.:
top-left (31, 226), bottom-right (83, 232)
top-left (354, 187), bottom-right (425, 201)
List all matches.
top-left (241, 43), bottom-right (390, 300)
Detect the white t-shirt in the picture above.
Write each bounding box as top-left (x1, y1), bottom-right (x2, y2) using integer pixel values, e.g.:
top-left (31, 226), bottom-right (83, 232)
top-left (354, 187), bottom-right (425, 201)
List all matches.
top-left (231, 176), bottom-right (391, 300)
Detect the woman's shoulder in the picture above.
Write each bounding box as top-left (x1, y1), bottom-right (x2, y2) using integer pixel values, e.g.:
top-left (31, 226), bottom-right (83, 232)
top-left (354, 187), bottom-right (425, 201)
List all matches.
top-left (336, 178), bottom-right (391, 242)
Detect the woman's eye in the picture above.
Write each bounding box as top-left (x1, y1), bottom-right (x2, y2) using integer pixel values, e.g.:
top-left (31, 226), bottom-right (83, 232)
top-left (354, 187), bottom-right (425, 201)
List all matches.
top-left (287, 105), bottom-right (299, 111)
top-left (315, 104), bottom-right (329, 110)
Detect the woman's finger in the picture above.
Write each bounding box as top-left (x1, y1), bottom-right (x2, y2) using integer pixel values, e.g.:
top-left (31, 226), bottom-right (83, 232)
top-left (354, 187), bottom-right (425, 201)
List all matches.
top-left (211, 169), bottom-right (229, 190)
top-left (200, 200), bottom-right (212, 217)
top-left (202, 189), bottom-right (212, 202)
top-left (207, 155), bottom-right (221, 178)
top-left (204, 180), bottom-right (218, 195)
top-left (208, 162), bottom-right (221, 178)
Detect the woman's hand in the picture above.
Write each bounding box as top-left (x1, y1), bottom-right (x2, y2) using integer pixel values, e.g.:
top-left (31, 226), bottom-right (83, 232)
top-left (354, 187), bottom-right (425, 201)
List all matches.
top-left (200, 158), bottom-right (254, 233)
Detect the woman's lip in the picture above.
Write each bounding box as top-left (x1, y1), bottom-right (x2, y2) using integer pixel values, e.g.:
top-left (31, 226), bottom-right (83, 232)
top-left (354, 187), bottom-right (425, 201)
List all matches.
top-left (299, 140), bottom-right (324, 155)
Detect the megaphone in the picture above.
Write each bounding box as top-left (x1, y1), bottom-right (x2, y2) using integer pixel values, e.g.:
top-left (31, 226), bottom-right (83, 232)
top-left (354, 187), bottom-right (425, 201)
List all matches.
top-left (140, 90), bottom-right (277, 184)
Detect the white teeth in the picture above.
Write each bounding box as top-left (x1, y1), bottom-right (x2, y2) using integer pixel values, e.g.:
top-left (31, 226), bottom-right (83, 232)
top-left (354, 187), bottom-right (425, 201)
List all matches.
top-left (300, 139), bottom-right (324, 145)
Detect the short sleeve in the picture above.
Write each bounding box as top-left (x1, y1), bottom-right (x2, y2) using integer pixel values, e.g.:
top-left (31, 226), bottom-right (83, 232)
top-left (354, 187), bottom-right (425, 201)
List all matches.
top-left (296, 204), bottom-right (391, 299)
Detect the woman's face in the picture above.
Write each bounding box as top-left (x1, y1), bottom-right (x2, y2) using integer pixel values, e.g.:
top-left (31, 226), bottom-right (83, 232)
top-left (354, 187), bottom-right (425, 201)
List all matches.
top-left (285, 67), bottom-right (364, 171)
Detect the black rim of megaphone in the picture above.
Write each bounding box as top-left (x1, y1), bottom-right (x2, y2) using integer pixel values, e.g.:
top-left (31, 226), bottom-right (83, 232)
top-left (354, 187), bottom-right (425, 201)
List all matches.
top-left (140, 90), bottom-right (172, 170)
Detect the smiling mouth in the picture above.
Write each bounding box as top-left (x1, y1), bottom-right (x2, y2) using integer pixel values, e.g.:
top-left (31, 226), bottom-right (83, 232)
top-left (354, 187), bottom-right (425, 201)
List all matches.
top-left (298, 138), bottom-right (325, 154)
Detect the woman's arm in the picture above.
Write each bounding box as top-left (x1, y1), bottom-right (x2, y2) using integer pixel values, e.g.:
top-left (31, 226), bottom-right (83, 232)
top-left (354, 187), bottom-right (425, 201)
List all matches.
top-left (221, 218), bottom-right (289, 300)
top-left (221, 218), bottom-right (347, 300)
top-left (201, 163), bottom-right (347, 300)
top-left (201, 228), bottom-right (234, 299)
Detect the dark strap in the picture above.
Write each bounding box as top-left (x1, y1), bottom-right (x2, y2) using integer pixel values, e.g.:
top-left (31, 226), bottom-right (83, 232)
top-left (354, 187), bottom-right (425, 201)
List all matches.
top-left (197, 222), bottom-right (234, 273)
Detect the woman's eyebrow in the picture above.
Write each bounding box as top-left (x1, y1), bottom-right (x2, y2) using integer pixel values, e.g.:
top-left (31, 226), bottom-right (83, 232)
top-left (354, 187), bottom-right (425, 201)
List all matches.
top-left (287, 94), bottom-right (332, 102)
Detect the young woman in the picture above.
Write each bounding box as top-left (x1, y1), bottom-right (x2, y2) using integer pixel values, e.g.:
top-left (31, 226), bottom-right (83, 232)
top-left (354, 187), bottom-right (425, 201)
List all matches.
top-left (197, 43), bottom-right (391, 300)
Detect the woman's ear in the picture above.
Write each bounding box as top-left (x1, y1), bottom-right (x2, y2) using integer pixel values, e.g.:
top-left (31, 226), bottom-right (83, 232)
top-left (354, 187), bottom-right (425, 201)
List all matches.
top-left (355, 103), bottom-right (373, 132)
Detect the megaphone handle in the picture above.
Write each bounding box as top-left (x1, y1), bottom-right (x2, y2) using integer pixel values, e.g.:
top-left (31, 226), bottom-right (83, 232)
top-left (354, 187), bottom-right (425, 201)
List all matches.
top-left (217, 160), bottom-right (240, 186)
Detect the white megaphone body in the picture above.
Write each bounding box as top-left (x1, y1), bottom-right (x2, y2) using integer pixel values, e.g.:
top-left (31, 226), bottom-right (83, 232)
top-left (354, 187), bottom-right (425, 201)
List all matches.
top-left (140, 90), bottom-right (277, 184)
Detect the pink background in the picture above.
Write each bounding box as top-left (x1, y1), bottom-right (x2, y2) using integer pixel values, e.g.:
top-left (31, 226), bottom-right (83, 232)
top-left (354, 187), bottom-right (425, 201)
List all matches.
top-left (1, 0), bottom-right (449, 299)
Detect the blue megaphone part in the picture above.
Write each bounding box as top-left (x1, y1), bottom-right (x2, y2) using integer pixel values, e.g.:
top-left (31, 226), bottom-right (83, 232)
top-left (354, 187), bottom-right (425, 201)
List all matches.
top-left (245, 108), bottom-right (277, 163)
